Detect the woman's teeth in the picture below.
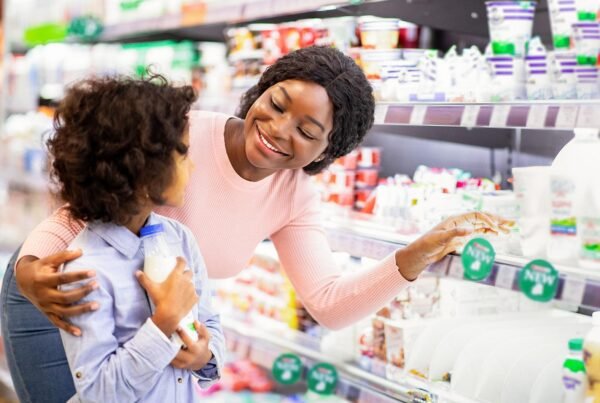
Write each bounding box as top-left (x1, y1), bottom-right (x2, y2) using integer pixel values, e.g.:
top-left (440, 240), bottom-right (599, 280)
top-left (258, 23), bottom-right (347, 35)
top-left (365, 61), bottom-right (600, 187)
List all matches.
top-left (259, 132), bottom-right (285, 155)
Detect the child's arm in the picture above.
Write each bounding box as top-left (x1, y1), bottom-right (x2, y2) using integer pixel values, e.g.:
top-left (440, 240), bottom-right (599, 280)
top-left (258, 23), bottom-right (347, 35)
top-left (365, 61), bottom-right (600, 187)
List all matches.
top-left (59, 283), bottom-right (180, 402)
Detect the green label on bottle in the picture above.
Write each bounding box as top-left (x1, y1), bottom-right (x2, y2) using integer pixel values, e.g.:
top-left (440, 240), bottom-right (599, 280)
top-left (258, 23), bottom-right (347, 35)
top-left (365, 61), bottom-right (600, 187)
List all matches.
top-left (462, 238), bottom-right (496, 282)
top-left (272, 354), bottom-right (302, 385)
top-left (519, 259), bottom-right (559, 302)
top-left (307, 363), bottom-right (338, 395)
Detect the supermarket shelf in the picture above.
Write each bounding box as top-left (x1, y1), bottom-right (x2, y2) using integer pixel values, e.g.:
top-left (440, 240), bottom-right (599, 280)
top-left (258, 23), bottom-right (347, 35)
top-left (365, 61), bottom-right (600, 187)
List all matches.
top-left (374, 100), bottom-right (600, 131)
top-left (0, 171), bottom-right (49, 193)
top-left (223, 316), bottom-right (478, 403)
top-left (324, 217), bottom-right (599, 315)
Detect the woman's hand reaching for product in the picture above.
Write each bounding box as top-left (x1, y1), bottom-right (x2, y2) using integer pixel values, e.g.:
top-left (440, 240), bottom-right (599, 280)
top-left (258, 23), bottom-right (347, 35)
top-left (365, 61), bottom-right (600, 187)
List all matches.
top-left (136, 257), bottom-right (198, 337)
top-left (15, 250), bottom-right (99, 336)
top-left (170, 321), bottom-right (214, 371)
top-left (396, 212), bottom-right (514, 281)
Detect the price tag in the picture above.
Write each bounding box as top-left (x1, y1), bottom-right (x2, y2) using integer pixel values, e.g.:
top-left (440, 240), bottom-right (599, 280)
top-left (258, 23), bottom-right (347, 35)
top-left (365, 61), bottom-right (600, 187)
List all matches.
top-left (519, 259), bottom-right (559, 302)
top-left (526, 105), bottom-right (548, 128)
top-left (577, 104), bottom-right (600, 128)
top-left (555, 105), bottom-right (578, 128)
top-left (374, 104), bottom-right (389, 124)
top-left (462, 238), bottom-right (496, 281)
top-left (448, 256), bottom-right (465, 279)
top-left (490, 105), bottom-right (511, 127)
top-left (495, 264), bottom-right (517, 290)
top-left (410, 105), bottom-right (428, 125)
top-left (461, 105), bottom-right (480, 127)
top-left (561, 275), bottom-right (586, 306)
top-left (272, 353), bottom-right (303, 385)
top-left (308, 363), bottom-right (338, 395)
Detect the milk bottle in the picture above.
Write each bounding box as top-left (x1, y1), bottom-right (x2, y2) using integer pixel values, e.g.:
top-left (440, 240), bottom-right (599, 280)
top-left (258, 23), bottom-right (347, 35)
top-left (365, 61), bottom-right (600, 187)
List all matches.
top-left (141, 223), bottom-right (198, 346)
top-left (584, 312), bottom-right (600, 402)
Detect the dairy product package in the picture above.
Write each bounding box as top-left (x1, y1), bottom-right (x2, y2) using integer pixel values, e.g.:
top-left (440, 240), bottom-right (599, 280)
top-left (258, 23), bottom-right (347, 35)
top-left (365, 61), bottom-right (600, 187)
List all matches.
top-left (548, 0), bottom-right (578, 49)
top-left (512, 166), bottom-right (551, 258)
top-left (486, 1), bottom-right (537, 57)
top-left (526, 37), bottom-right (553, 100)
top-left (550, 51), bottom-right (578, 99)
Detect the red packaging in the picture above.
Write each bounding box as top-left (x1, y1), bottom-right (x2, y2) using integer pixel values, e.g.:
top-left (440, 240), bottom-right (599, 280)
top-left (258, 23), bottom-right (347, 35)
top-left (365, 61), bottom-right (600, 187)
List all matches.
top-left (323, 170), bottom-right (355, 189)
top-left (354, 187), bottom-right (375, 209)
top-left (279, 24), bottom-right (301, 54)
top-left (324, 191), bottom-right (354, 207)
top-left (332, 150), bottom-right (359, 171)
top-left (356, 169), bottom-right (379, 188)
top-left (358, 147), bottom-right (381, 168)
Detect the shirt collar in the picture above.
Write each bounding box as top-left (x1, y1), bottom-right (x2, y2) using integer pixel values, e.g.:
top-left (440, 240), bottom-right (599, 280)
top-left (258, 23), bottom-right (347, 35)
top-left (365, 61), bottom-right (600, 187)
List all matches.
top-left (87, 213), bottom-right (159, 259)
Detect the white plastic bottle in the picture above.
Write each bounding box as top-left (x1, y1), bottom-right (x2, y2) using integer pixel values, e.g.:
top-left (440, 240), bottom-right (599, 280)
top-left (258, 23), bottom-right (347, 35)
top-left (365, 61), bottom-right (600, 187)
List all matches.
top-left (547, 128), bottom-right (600, 263)
top-left (584, 312), bottom-right (600, 402)
top-left (563, 338), bottom-right (587, 403)
top-left (140, 223), bottom-right (198, 346)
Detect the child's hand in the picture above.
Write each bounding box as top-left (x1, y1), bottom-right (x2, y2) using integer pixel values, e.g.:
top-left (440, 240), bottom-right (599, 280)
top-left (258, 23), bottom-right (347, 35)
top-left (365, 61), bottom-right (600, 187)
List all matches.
top-left (171, 321), bottom-right (213, 371)
top-left (136, 257), bottom-right (198, 336)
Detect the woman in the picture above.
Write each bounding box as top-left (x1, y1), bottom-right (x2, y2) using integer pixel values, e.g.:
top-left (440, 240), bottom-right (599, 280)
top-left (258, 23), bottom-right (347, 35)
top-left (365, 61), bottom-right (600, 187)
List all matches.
top-left (3, 46), bottom-right (507, 402)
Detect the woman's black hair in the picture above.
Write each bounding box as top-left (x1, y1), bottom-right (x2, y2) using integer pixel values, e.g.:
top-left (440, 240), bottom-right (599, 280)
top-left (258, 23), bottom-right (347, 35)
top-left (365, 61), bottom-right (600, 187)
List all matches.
top-left (237, 46), bottom-right (375, 175)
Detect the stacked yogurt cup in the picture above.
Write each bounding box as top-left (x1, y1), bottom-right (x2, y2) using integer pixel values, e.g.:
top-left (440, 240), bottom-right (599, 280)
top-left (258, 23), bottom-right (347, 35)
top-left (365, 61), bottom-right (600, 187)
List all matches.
top-left (525, 38), bottom-right (553, 99)
top-left (548, 0), bottom-right (578, 49)
top-left (486, 1), bottom-right (537, 57)
top-left (572, 22), bottom-right (600, 98)
top-left (486, 55), bottom-right (527, 100)
top-left (550, 51), bottom-right (578, 99)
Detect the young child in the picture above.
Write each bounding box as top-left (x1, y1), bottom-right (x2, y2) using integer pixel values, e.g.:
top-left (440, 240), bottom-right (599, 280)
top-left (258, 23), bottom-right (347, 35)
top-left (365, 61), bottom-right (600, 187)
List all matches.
top-left (50, 75), bottom-right (224, 402)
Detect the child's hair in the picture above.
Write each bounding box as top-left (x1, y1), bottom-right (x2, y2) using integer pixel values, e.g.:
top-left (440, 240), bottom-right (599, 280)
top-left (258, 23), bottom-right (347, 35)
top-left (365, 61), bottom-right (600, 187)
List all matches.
top-left (47, 74), bottom-right (196, 226)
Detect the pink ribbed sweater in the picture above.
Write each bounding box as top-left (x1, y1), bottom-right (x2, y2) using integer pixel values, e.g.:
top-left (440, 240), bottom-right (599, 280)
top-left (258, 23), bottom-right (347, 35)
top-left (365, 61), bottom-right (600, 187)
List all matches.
top-left (19, 111), bottom-right (409, 329)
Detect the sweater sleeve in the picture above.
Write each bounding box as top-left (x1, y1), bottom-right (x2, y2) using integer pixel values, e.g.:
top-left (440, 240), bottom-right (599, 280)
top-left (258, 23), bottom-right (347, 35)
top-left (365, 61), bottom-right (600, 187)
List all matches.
top-left (269, 184), bottom-right (410, 330)
top-left (18, 206), bottom-right (84, 263)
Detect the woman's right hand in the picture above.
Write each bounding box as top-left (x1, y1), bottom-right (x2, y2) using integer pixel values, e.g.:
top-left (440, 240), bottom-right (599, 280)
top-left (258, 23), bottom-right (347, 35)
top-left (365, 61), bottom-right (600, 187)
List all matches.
top-left (15, 250), bottom-right (99, 336)
top-left (136, 257), bottom-right (198, 337)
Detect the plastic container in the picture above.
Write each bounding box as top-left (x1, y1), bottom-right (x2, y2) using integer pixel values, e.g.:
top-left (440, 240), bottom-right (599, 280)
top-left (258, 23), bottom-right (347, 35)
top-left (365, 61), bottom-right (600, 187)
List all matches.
top-left (512, 166), bottom-right (551, 258)
top-left (563, 338), bottom-right (587, 403)
top-left (486, 1), bottom-right (537, 57)
top-left (359, 19), bottom-right (400, 49)
top-left (572, 22), bottom-right (600, 65)
top-left (584, 312), bottom-right (600, 401)
top-left (575, 0), bottom-right (600, 21)
top-left (550, 51), bottom-right (578, 99)
top-left (575, 65), bottom-right (600, 99)
top-left (141, 223), bottom-right (198, 346)
top-left (547, 128), bottom-right (600, 263)
top-left (548, 0), bottom-right (578, 49)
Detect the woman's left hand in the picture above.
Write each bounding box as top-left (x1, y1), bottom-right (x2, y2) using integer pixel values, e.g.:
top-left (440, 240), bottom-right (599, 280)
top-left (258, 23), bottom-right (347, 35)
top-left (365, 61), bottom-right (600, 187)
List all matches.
top-left (397, 212), bottom-right (514, 281)
top-left (170, 320), bottom-right (214, 371)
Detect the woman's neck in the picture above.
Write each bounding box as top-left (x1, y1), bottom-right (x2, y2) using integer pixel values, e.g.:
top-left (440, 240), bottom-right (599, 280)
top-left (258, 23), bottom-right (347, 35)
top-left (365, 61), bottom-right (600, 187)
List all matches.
top-left (224, 118), bottom-right (275, 182)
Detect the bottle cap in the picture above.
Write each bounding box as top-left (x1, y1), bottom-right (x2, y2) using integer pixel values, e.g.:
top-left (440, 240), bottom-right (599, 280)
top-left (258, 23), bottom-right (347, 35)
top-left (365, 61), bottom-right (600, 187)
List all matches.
top-left (140, 223), bottom-right (164, 238)
top-left (569, 338), bottom-right (584, 351)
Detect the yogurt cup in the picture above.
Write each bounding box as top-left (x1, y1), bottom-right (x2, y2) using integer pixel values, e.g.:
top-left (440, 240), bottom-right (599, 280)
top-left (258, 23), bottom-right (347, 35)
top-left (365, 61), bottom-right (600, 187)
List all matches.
top-left (575, 65), bottom-right (600, 98)
top-left (550, 51), bottom-right (579, 99)
top-left (575, 0), bottom-right (600, 20)
top-left (572, 22), bottom-right (600, 65)
top-left (360, 19), bottom-right (400, 49)
top-left (486, 1), bottom-right (537, 57)
top-left (548, 0), bottom-right (577, 48)
top-left (360, 49), bottom-right (403, 80)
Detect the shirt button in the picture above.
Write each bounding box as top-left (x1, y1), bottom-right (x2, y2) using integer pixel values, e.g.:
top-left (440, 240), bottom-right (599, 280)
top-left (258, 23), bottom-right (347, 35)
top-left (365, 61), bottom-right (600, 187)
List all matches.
top-left (177, 377), bottom-right (183, 384)
top-left (75, 372), bottom-right (83, 379)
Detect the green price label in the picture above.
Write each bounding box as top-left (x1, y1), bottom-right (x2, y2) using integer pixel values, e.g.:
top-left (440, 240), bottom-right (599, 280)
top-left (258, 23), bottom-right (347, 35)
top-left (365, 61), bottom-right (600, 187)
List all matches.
top-left (307, 363), bottom-right (338, 395)
top-left (519, 259), bottom-right (559, 302)
top-left (462, 238), bottom-right (496, 282)
top-left (272, 354), bottom-right (302, 385)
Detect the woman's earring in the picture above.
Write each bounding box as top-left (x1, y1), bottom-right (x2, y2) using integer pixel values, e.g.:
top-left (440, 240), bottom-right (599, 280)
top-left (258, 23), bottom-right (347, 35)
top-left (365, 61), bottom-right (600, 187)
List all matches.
top-left (315, 155), bottom-right (325, 163)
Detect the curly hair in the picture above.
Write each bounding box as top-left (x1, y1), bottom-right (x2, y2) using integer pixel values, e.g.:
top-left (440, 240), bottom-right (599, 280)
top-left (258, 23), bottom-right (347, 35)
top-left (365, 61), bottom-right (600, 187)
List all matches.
top-left (47, 74), bottom-right (196, 226)
top-left (236, 46), bottom-right (375, 175)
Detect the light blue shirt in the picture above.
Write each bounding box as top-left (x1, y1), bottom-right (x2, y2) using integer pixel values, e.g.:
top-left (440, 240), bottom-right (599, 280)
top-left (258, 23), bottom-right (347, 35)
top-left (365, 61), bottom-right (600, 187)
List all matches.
top-left (60, 213), bottom-right (224, 403)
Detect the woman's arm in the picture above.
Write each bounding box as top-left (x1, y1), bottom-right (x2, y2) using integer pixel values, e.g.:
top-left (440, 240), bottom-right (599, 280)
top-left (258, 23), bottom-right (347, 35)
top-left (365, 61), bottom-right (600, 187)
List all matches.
top-left (15, 207), bottom-right (97, 335)
top-left (271, 192), bottom-right (506, 330)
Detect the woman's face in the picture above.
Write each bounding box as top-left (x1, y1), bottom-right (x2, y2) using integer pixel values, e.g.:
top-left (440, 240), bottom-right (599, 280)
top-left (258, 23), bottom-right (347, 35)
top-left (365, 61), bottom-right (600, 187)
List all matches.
top-left (243, 79), bottom-right (334, 172)
top-left (161, 128), bottom-right (194, 207)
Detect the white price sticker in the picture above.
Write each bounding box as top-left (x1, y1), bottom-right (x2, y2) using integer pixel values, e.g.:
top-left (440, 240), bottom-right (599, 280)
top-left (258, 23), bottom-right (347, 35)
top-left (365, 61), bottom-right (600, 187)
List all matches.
top-left (448, 256), bottom-right (465, 279)
top-left (490, 105), bottom-right (511, 127)
top-left (555, 105), bottom-right (578, 128)
top-left (374, 104), bottom-right (389, 124)
top-left (410, 105), bottom-right (428, 125)
top-left (577, 104), bottom-right (600, 128)
top-left (495, 264), bottom-right (517, 290)
top-left (461, 105), bottom-right (480, 127)
top-left (561, 275), bottom-right (586, 306)
top-left (526, 105), bottom-right (548, 128)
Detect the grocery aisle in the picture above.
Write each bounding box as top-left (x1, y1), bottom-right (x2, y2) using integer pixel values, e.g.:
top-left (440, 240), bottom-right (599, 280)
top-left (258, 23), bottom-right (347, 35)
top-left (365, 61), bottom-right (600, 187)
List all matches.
top-left (2, 1), bottom-right (600, 402)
